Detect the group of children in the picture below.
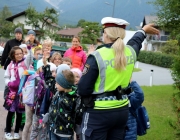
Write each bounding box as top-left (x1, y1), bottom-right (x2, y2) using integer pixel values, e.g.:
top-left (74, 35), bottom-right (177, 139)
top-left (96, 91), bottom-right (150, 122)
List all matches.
top-left (3, 34), bottom-right (145, 140)
top-left (3, 37), bottom-right (83, 140)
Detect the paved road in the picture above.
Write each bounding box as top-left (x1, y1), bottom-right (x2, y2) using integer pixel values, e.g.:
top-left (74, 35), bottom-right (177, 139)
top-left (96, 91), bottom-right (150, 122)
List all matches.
top-left (0, 68), bottom-right (5, 92)
top-left (132, 62), bottom-right (174, 86)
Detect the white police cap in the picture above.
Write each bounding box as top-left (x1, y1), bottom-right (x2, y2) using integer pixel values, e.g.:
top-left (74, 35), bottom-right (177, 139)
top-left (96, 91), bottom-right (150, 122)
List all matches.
top-left (101, 17), bottom-right (129, 29)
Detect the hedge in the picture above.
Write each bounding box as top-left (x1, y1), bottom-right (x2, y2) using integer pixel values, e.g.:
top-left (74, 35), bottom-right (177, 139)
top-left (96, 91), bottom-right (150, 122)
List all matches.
top-left (137, 51), bottom-right (175, 68)
top-left (58, 38), bottom-right (71, 42)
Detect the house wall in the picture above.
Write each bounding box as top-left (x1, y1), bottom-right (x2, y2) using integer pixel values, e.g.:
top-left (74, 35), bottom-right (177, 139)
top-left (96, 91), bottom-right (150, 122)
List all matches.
top-left (124, 30), bottom-right (146, 50)
top-left (13, 15), bottom-right (33, 30)
top-left (12, 15), bottom-right (57, 33)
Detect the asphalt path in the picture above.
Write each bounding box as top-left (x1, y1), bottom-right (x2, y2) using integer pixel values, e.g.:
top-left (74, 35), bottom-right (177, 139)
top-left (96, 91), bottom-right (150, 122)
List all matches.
top-left (132, 62), bottom-right (174, 86)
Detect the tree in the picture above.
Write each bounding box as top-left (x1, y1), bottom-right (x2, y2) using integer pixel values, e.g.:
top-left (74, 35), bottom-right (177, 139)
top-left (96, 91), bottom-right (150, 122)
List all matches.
top-left (25, 6), bottom-right (59, 40)
top-left (151, 0), bottom-right (180, 137)
top-left (150, 0), bottom-right (180, 43)
top-left (79, 21), bottom-right (101, 44)
top-left (161, 40), bottom-right (179, 55)
top-left (77, 19), bottom-right (86, 27)
top-left (0, 6), bottom-right (13, 38)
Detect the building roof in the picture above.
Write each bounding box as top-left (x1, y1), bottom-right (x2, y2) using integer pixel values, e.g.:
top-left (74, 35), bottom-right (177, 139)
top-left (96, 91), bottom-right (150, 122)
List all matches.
top-left (142, 15), bottom-right (158, 27)
top-left (57, 28), bottom-right (83, 36)
top-left (6, 11), bottom-right (26, 22)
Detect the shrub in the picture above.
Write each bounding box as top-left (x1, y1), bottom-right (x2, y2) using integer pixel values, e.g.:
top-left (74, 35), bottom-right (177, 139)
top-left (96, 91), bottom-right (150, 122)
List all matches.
top-left (137, 51), bottom-right (174, 68)
top-left (161, 40), bottom-right (179, 55)
top-left (171, 49), bottom-right (180, 137)
top-left (58, 38), bottom-right (71, 42)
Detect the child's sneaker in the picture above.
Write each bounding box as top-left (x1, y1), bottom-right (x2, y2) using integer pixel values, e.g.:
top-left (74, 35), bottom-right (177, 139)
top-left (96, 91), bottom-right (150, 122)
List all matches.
top-left (4, 133), bottom-right (13, 139)
top-left (13, 133), bottom-right (20, 139)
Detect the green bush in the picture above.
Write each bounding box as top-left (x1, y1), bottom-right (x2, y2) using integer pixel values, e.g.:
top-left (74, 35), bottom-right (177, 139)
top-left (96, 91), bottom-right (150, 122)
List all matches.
top-left (137, 51), bottom-right (175, 68)
top-left (58, 38), bottom-right (72, 42)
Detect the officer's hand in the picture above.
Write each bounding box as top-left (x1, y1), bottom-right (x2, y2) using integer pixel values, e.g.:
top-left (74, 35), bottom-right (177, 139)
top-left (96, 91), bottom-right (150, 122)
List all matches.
top-left (142, 23), bottom-right (159, 35)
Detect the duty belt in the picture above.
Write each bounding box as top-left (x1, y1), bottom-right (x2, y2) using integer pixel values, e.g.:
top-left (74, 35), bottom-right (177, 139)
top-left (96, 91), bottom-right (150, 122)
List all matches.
top-left (95, 85), bottom-right (132, 100)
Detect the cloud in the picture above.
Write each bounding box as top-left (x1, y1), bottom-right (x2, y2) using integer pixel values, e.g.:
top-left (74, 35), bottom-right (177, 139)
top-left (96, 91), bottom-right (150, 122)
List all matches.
top-left (44, 0), bottom-right (63, 9)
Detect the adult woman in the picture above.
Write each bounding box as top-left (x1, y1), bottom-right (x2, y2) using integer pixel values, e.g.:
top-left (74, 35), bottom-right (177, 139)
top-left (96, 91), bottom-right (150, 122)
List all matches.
top-left (78, 17), bottom-right (159, 140)
top-left (63, 36), bottom-right (87, 71)
top-left (25, 30), bottom-right (42, 53)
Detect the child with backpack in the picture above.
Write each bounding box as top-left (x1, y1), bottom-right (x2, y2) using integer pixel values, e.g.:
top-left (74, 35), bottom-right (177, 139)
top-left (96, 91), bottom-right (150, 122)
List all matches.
top-left (4, 45), bottom-right (33, 140)
top-left (124, 81), bottom-right (144, 140)
top-left (48, 70), bottom-right (77, 140)
top-left (22, 55), bottom-right (56, 140)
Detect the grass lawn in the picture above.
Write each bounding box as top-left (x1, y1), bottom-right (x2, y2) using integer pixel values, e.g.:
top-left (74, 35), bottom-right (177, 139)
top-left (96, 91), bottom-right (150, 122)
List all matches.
top-left (133, 68), bottom-right (141, 72)
top-left (138, 85), bottom-right (178, 140)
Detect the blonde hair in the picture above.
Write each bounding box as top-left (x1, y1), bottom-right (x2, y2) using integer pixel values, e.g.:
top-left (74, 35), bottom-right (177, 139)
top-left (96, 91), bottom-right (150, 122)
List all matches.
top-left (105, 27), bottom-right (126, 71)
top-left (51, 52), bottom-right (62, 63)
top-left (34, 46), bottom-right (42, 54)
top-left (42, 39), bottom-right (52, 48)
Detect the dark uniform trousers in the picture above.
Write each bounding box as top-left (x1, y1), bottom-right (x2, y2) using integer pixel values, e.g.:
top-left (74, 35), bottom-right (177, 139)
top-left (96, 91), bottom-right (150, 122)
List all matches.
top-left (81, 105), bottom-right (129, 140)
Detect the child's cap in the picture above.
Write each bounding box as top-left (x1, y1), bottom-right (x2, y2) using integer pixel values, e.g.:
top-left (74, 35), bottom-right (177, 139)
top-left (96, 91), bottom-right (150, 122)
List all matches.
top-left (71, 68), bottom-right (82, 78)
top-left (48, 62), bottom-right (57, 71)
top-left (56, 64), bottom-right (70, 74)
top-left (19, 44), bottom-right (27, 49)
top-left (55, 71), bottom-right (73, 89)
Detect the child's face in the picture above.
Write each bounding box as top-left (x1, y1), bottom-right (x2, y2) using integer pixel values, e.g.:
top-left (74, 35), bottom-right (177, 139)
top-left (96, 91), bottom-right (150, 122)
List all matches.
top-left (43, 43), bottom-right (52, 51)
top-left (43, 49), bottom-right (50, 59)
top-left (63, 61), bottom-right (72, 68)
top-left (14, 49), bottom-right (23, 62)
top-left (73, 72), bottom-right (80, 85)
top-left (53, 56), bottom-right (62, 67)
top-left (22, 48), bottom-right (28, 55)
top-left (34, 50), bottom-right (42, 60)
top-left (51, 70), bottom-right (56, 77)
top-left (56, 83), bottom-right (65, 91)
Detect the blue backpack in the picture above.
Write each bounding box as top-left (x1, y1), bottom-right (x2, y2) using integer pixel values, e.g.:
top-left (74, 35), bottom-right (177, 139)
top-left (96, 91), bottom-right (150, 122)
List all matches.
top-left (130, 106), bottom-right (150, 136)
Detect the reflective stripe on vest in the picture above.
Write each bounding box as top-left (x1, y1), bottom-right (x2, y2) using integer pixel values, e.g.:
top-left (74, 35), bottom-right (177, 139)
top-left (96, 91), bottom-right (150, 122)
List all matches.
top-left (92, 46), bottom-right (136, 94)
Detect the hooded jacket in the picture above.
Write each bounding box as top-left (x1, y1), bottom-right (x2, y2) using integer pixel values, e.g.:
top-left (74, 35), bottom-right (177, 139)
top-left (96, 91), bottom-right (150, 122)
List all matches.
top-left (124, 81), bottom-right (144, 140)
top-left (64, 46), bottom-right (87, 71)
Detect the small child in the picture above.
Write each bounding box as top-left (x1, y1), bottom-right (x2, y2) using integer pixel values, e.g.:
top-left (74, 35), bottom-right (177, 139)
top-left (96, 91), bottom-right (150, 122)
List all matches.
top-left (51, 52), bottom-right (62, 67)
top-left (33, 47), bottom-right (42, 71)
top-left (29, 55), bottom-right (57, 140)
top-left (48, 70), bottom-right (77, 140)
top-left (4, 46), bottom-right (33, 139)
top-left (124, 81), bottom-right (144, 140)
top-left (56, 64), bottom-right (70, 75)
top-left (71, 68), bottom-right (82, 140)
top-left (71, 68), bottom-right (82, 85)
top-left (62, 57), bottom-right (72, 68)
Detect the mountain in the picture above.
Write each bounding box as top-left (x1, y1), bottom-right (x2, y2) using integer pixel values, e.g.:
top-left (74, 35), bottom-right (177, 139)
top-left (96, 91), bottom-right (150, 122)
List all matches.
top-left (58, 0), bottom-right (156, 29)
top-left (0, 0), bottom-right (156, 29)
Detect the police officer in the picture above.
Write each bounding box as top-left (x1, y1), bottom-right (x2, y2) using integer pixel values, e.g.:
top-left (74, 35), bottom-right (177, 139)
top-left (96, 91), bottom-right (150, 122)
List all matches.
top-left (78, 17), bottom-right (159, 140)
